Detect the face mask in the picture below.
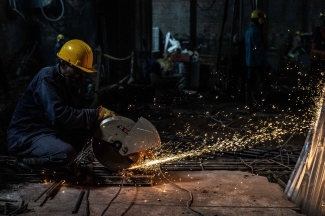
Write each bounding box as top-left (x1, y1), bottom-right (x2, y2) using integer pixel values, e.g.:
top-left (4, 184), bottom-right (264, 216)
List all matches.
top-left (58, 61), bottom-right (85, 89)
top-left (65, 75), bottom-right (85, 89)
top-left (58, 69), bottom-right (84, 89)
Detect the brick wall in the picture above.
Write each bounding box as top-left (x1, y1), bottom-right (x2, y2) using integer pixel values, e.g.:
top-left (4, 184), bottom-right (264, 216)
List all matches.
top-left (152, 0), bottom-right (323, 57)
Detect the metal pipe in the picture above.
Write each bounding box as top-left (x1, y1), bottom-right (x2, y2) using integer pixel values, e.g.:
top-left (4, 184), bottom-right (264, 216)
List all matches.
top-left (239, 0), bottom-right (243, 41)
top-left (190, 0), bottom-right (197, 49)
top-left (216, 0), bottom-right (229, 71)
top-left (46, 181), bottom-right (63, 197)
top-left (34, 181), bottom-right (59, 202)
top-left (38, 180), bottom-right (63, 206)
top-left (72, 190), bottom-right (85, 214)
top-left (94, 46), bottom-right (102, 102)
top-left (85, 189), bottom-right (90, 216)
top-left (4, 203), bottom-right (9, 215)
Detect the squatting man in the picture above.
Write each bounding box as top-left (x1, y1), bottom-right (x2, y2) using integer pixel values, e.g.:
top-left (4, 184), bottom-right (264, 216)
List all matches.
top-left (7, 39), bottom-right (115, 171)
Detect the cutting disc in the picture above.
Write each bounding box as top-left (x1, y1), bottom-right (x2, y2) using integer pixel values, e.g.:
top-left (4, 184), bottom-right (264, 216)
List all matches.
top-left (92, 116), bottom-right (140, 171)
top-left (92, 137), bottom-right (140, 171)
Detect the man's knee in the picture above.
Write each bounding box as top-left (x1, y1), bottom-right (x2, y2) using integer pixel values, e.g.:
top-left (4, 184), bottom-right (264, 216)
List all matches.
top-left (35, 145), bottom-right (77, 169)
top-left (63, 147), bottom-right (78, 165)
top-left (50, 146), bottom-right (77, 167)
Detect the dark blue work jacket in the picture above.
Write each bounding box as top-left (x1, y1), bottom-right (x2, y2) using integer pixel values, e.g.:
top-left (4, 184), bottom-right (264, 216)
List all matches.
top-left (7, 64), bottom-right (99, 154)
top-left (245, 23), bottom-right (267, 67)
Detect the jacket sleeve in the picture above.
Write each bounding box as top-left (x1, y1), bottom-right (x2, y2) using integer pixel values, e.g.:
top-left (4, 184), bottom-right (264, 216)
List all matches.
top-left (33, 76), bottom-right (99, 130)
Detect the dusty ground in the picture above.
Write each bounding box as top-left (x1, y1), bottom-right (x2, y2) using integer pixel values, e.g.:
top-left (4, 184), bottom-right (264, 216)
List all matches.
top-left (0, 170), bottom-right (304, 216)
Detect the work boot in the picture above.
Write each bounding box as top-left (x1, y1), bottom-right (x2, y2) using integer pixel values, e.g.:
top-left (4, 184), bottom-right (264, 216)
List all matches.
top-left (245, 92), bottom-right (258, 113)
top-left (20, 157), bottom-right (44, 171)
top-left (17, 161), bottom-right (35, 172)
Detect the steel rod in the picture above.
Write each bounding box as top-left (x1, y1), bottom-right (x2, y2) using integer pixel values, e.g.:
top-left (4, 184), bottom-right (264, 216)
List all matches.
top-left (34, 181), bottom-right (58, 202)
top-left (72, 190), bottom-right (85, 214)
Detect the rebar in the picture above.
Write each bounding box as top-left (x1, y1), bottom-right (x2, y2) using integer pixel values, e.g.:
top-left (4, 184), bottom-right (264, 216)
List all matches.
top-left (72, 190), bottom-right (85, 214)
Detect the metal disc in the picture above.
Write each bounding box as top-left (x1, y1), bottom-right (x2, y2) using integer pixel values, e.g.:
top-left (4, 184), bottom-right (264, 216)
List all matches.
top-left (92, 137), bottom-right (140, 171)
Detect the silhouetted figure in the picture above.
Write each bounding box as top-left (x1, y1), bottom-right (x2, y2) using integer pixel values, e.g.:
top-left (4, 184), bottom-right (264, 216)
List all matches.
top-left (245, 9), bottom-right (270, 112)
top-left (310, 11), bottom-right (325, 74)
top-left (55, 34), bottom-right (65, 64)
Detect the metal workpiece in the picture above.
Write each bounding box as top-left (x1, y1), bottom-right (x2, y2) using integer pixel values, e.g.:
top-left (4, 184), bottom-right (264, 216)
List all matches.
top-left (34, 180), bottom-right (61, 202)
top-left (72, 190), bottom-right (85, 214)
top-left (85, 189), bottom-right (90, 216)
top-left (38, 180), bottom-right (63, 207)
top-left (92, 161), bottom-right (155, 186)
top-left (284, 84), bottom-right (325, 215)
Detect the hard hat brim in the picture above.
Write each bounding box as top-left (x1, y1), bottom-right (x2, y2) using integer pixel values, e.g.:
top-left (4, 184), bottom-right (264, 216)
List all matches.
top-left (76, 65), bottom-right (98, 73)
top-left (57, 53), bottom-right (98, 73)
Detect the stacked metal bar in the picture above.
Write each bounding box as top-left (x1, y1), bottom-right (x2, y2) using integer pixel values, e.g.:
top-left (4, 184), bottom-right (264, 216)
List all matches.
top-left (285, 85), bottom-right (325, 215)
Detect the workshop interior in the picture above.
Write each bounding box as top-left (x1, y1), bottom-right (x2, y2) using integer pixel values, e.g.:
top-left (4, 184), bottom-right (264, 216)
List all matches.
top-left (1, 0), bottom-right (325, 215)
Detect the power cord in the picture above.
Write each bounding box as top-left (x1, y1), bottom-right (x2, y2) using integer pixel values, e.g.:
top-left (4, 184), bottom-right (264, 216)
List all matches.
top-left (38, 0), bottom-right (65, 22)
top-left (158, 165), bottom-right (204, 216)
top-left (100, 167), bottom-right (204, 216)
top-left (100, 176), bottom-right (124, 216)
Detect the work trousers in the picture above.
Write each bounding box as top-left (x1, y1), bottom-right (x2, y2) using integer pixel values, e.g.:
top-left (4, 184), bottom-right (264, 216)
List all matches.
top-left (15, 133), bottom-right (89, 170)
top-left (245, 65), bottom-right (270, 108)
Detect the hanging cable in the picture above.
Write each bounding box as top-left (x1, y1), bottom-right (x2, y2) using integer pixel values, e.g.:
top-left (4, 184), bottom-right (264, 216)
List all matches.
top-left (197, 0), bottom-right (217, 11)
top-left (38, 0), bottom-right (65, 22)
top-left (8, 0), bottom-right (26, 21)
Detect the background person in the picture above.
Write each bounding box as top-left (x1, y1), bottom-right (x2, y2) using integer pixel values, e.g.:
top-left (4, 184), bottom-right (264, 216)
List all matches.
top-left (310, 11), bottom-right (325, 75)
top-left (244, 9), bottom-right (271, 112)
top-left (288, 31), bottom-right (304, 61)
top-left (55, 34), bottom-right (65, 63)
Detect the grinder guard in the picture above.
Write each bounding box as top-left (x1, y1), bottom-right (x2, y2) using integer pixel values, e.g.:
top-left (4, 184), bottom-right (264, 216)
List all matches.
top-left (92, 116), bottom-right (161, 171)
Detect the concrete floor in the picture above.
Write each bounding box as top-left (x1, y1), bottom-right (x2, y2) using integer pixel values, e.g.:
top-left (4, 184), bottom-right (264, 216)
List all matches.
top-left (1, 170), bottom-right (304, 216)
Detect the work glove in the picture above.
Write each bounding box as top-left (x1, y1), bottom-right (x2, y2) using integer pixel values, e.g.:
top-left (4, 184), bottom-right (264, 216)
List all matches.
top-left (97, 105), bottom-right (115, 121)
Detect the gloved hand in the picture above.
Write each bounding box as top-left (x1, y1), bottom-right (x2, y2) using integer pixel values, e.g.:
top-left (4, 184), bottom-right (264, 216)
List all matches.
top-left (97, 106), bottom-right (115, 121)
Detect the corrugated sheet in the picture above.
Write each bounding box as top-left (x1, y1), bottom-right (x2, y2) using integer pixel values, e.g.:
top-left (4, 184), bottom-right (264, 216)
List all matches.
top-left (285, 87), bottom-right (325, 216)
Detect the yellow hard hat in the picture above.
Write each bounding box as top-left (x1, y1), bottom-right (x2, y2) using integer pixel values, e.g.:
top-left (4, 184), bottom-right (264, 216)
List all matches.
top-left (251, 9), bottom-right (266, 24)
top-left (57, 39), bottom-right (97, 73)
top-left (57, 34), bottom-right (64, 42)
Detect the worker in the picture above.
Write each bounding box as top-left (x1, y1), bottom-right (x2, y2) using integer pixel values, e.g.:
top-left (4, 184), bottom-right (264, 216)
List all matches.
top-left (288, 31), bottom-right (304, 61)
top-left (7, 39), bottom-right (115, 171)
top-left (244, 9), bottom-right (270, 112)
top-left (55, 34), bottom-right (65, 63)
top-left (310, 11), bottom-right (325, 74)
